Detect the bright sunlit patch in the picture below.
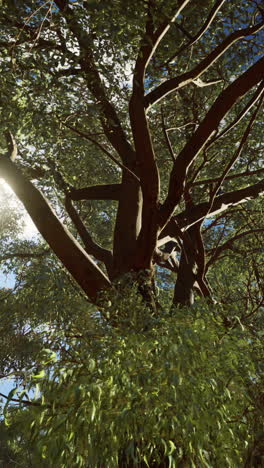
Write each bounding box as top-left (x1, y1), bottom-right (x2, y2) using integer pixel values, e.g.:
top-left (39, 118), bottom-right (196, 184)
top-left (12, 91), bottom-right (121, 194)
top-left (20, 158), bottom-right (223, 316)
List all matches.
top-left (0, 179), bottom-right (39, 239)
top-left (21, 213), bottom-right (39, 239)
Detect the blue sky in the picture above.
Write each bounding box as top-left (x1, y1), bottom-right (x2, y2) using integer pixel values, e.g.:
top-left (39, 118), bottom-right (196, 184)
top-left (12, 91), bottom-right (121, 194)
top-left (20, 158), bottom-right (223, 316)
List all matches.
top-left (0, 271), bottom-right (15, 289)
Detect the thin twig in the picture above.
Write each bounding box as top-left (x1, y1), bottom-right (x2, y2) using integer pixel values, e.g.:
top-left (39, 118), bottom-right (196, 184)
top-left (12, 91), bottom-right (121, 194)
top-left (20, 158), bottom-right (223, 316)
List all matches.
top-left (192, 167), bottom-right (264, 187)
top-left (62, 122), bottom-right (140, 182)
top-left (0, 392), bottom-right (41, 407)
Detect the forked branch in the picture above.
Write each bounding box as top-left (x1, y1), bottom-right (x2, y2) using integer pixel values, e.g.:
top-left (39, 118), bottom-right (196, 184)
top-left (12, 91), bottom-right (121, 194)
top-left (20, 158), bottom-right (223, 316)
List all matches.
top-left (158, 55), bottom-right (264, 229)
top-left (165, 0), bottom-right (226, 65)
top-left (63, 122), bottom-right (139, 182)
top-left (206, 80), bottom-right (264, 150)
top-left (203, 91), bottom-right (264, 218)
top-left (207, 228), bottom-right (264, 269)
top-left (145, 20), bottom-right (264, 109)
top-left (159, 179), bottom-right (264, 244)
top-left (65, 196), bottom-right (113, 277)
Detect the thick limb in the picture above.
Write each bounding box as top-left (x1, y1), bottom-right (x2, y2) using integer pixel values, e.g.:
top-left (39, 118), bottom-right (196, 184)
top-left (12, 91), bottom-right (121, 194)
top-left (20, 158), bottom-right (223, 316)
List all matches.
top-left (0, 156), bottom-right (111, 303)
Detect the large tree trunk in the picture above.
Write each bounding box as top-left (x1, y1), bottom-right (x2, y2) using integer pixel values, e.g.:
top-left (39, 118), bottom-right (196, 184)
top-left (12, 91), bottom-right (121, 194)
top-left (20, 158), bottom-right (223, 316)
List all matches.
top-left (173, 250), bottom-right (196, 306)
top-left (173, 226), bottom-right (199, 307)
top-left (112, 171), bottom-right (142, 278)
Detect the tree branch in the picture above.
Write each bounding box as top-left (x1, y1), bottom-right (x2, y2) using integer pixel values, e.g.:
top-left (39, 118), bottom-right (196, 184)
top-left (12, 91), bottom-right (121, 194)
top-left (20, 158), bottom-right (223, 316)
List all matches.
top-left (174, 179), bottom-right (264, 230)
top-left (159, 179), bottom-right (264, 247)
top-left (0, 249), bottom-right (50, 263)
top-left (0, 156), bottom-right (111, 303)
top-left (154, 247), bottom-right (179, 273)
top-left (173, 224), bottom-right (199, 306)
top-left (207, 228), bottom-right (264, 269)
top-left (203, 91), bottom-right (263, 219)
top-left (0, 392), bottom-right (41, 407)
top-left (69, 184), bottom-right (121, 201)
top-left (128, 2), bottom-right (191, 269)
top-left (62, 122), bottom-right (139, 182)
top-left (205, 80), bottom-right (264, 150)
top-left (134, 0), bottom-right (191, 75)
top-left (4, 131), bottom-right (17, 162)
top-left (129, 0), bottom-right (190, 268)
top-left (192, 168), bottom-right (264, 187)
top-left (65, 196), bottom-right (113, 277)
top-left (158, 55), bottom-right (264, 229)
top-left (54, 0), bottom-right (135, 166)
top-left (165, 0), bottom-right (226, 65)
top-left (161, 106), bottom-right (176, 162)
top-left (145, 20), bottom-right (264, 109)
top-left (53, 67), bottom-right (82, 77)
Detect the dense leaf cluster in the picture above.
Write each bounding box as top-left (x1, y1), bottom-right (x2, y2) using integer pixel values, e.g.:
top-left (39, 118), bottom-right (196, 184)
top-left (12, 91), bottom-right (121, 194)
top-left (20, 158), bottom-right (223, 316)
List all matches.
top-left (2, 299), bottom-right (264, 467)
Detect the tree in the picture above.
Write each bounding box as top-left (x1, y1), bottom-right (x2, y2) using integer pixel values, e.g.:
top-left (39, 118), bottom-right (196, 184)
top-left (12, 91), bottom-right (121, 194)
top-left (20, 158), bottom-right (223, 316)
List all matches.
top-left (0, 2), bottom-right (264, 464)
top-left (0, 0), bottom-right (263, 311)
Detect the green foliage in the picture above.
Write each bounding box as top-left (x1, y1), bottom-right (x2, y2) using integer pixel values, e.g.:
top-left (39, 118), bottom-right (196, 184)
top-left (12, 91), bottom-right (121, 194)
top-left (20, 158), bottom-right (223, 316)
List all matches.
top-left (4, 298), bottom-right (264, 467)
top-left (0, 407), bottom-right (34, 467)
top-left (0, 1), bottom-right (264, 466)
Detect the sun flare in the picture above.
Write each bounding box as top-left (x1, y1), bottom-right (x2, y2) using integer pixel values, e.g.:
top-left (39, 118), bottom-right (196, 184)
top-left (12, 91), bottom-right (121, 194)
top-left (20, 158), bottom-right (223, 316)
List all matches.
top-left (0, 179), bottom-right (38, 239)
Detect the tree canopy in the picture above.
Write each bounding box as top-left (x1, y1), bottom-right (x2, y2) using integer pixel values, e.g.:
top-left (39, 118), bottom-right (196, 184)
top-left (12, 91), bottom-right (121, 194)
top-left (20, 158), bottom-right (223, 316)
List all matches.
top-left (0, 0), bottom-right (263, 308)
top-left (0, 0), bottom-right (264, 466)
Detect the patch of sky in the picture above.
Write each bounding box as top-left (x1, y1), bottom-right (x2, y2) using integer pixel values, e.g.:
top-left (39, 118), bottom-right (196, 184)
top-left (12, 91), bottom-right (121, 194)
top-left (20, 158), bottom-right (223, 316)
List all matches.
top-left (0, 380), bottom-right (17, 407)
top-left (0, 271), bottom-right (15, 289)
